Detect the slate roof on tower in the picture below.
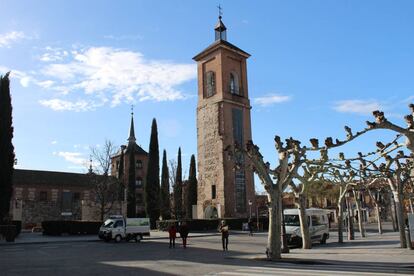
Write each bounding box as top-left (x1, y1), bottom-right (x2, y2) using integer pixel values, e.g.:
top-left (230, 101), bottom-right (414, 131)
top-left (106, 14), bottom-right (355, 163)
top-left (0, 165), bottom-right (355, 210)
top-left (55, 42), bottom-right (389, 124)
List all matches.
top-left (193, 15), bottom-right (250, 61)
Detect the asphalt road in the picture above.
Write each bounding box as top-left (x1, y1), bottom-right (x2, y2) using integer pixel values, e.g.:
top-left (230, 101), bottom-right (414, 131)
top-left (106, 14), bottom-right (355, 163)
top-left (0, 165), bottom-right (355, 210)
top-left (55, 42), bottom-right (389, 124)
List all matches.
top-left (1, 228), bottom-right (413, 275)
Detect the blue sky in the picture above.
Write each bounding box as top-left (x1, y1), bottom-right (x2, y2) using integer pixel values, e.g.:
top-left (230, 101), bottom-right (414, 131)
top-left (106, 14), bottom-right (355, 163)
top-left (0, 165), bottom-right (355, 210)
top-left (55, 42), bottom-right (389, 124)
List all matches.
top-left (1, 1), bottom-right (413, 192)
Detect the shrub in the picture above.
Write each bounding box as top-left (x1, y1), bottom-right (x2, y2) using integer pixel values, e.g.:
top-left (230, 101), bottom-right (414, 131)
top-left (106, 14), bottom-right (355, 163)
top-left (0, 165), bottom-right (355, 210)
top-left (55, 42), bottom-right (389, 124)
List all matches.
top-left (42, 221), bottom-right (102, 236)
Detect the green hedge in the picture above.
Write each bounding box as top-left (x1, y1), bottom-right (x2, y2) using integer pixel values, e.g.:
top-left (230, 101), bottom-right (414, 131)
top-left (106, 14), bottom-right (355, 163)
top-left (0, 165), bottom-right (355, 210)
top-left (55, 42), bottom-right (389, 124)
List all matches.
top-left (156, 217), bottom-right (269, 231)
top-left (42, 221), bottom-right (102, 236)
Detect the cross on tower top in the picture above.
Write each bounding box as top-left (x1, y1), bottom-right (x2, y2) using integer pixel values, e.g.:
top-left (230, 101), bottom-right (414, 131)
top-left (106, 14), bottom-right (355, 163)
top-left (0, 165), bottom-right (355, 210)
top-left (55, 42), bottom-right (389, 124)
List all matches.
top-left (217, 4), bottom-right (223, 18)
top-left (131, 104), bottom-right (134, 116)
top-left (214, 5), bottom-right (227, 41)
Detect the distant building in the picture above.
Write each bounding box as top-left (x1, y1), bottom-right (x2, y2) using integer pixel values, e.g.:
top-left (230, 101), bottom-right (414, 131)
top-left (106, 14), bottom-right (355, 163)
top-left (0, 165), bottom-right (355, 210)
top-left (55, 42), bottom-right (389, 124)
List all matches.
top-left (10, 112), bottom-right (149, 227)
top-left (110, 111), bottom-right (148, 216)
top-left (11, 169), bottom-right (92, 227)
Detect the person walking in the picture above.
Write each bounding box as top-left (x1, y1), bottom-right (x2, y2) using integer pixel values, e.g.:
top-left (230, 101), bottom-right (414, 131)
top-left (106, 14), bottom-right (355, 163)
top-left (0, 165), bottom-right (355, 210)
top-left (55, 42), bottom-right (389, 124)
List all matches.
top-left (219, 220), bottom-right (229, 251)
top-left (248, 219), bottom-right (254, 236)
top-left (179, 221), bottom-right (189, 248)
top-left (168, 223), bottom-right (177, 248)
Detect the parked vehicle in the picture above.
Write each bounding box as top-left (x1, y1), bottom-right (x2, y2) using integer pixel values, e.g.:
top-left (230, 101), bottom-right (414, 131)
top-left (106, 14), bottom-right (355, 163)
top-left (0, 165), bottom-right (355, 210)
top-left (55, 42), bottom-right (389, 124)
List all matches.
top-left (284, 208), bottom-right (330, 246)
top-left (98, 215), bottom-right (150, 242)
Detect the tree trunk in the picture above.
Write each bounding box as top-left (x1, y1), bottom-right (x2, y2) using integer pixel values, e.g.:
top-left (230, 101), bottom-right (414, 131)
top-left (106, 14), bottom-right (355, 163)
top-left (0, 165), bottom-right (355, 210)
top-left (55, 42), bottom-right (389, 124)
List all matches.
top-left (338, 199), bottom-right (344, 243)
top-left (353, 191), bottom-right (366, 238)
top-left (375, 204), bottom-right (383, 234)
top-left (393, 191), bottom-right (407, 248)
top-left (280, 200), bottom-right (289, 253)
top-left (347, 197), bottom-right (354, 240)
top-left (390, 192), bottom-right (398, 231)
top-left (297, 194), bottom-right (311, 249)
top-left (266, 188), bottom-right (281, 260)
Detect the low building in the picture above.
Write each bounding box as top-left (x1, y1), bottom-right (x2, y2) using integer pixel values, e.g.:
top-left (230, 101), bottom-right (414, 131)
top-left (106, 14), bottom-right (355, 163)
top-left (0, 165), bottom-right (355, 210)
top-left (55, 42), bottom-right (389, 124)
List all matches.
top-left (11, 169), bottom-right (91, 228)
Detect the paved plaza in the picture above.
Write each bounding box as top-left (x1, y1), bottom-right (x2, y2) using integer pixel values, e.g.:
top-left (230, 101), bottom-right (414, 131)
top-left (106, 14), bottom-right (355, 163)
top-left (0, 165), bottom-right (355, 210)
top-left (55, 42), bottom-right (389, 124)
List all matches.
top-left (1, 223), bottom-right (413, 275)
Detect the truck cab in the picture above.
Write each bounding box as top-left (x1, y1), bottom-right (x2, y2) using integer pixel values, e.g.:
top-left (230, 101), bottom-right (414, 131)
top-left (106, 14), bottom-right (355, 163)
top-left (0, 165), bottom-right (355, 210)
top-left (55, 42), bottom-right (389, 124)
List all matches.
top-left (98, 216), bottom-right (150, 242)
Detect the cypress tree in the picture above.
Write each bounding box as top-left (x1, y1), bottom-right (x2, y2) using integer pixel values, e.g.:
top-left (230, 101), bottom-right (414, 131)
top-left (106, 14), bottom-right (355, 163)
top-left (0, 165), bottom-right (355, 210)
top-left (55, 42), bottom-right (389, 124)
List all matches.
top-left (0, 72), bottom-right (14, 223)
top-left (186, 155), bottom-right (197, 219)
top-left (126, 147), bottom-right (136, 218)
top-left (145, 118), bottom-right (160, 228)
top-left (160, 150), bottom-right (170, 220)
top-left (174, 147), bottom-right (183, 219)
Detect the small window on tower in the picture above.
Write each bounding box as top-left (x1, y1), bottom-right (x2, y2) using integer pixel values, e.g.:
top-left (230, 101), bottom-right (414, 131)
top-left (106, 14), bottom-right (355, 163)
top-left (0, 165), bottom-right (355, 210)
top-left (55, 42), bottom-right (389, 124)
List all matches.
top-left (135, 178), bottom-right (143, 188)
top-left (212, 185), bottom-right (216, 199)
top-left (206, 71), bottom-right (216, 97)
top-left (229, 72), bottom-right (240, 95)
top-left (136, 160), bottom-right (143, 169)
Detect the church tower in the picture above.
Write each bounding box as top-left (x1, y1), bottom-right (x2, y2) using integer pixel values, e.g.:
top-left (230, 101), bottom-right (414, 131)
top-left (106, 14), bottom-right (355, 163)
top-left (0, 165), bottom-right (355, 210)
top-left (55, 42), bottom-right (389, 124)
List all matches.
top-left (111, 111), bottom-right (148, 217)
top-left (193, 15), bottom-right (256, 218)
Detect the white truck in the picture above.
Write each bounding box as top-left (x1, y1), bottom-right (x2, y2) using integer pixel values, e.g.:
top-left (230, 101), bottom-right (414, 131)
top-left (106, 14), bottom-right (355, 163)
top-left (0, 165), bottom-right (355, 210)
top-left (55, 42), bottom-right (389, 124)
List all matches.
top-left (98, 216), bottom-right (150, 242)
top-left (284, 208), bottom-right (330, 246)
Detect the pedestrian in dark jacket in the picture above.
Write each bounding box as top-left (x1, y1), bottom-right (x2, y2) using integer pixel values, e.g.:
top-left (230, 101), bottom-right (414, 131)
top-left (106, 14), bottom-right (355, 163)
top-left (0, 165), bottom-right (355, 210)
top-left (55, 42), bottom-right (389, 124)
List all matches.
top-left (219, 220), bottom-right (229, 251)
top-left (168, 223), bottom-right (177, 248)
top-left (248, 219), bottom-right (254, 236)
top-left (179, 221), bottom-right (189, 248)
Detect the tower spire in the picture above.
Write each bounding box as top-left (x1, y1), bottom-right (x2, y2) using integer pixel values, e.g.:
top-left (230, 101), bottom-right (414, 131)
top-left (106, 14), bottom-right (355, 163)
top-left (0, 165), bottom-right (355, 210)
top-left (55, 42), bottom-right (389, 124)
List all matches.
top-left (128, 105), bottom-right (136, 145)
top-left (215, 5), bottom-right (227, 41)
top-left (88, 155), bottom-right (93, 174)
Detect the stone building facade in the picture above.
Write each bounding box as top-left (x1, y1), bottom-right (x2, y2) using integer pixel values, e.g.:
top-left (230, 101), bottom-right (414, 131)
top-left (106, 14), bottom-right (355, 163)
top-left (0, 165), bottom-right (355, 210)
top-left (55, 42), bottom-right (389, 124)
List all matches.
top-left (11, 169), bottom-right (90, 227)
top-left (194, 16), bottom-right (256, 218)
top-left (110, 112), bottom-right (148, 216)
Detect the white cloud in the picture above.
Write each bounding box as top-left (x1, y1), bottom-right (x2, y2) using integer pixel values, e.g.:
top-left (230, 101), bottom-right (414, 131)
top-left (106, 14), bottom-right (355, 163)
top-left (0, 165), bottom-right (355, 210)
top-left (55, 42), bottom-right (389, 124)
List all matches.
top-left (0, 31), bottom-right (27, 48)
top-left (39, 47), bottom-right (69, 62)
top-left (37, 80), bottom-right (55, 88)
top-left (2, 46), bottom-right (196, 111)
top-left (254, 94), bottom-right (291, 107)
top-left (39, 98), bottom-right (101, 112)
top-left (0, 66), bottom-right (38, 87)
top-left (51, 140), bottom-right (58, 145)
top-left (36, 46), bottom-right (196, 110)
top-left (54, 151), bottom-right (87, 166)
top-left (333, 100), bottom-right (383, 115)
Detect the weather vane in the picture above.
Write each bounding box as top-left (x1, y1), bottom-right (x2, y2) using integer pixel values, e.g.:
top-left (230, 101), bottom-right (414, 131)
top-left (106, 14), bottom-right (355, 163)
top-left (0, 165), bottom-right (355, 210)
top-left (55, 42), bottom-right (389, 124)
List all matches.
top-left (217, 4), bottom-right (223, 18)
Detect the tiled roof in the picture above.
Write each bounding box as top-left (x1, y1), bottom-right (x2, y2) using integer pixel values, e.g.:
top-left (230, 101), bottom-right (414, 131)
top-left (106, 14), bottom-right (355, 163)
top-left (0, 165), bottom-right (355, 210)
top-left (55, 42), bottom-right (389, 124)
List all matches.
top-left (193, 39), bottom-right (250, 61)
top-left (112, 143), bottom-right (148, 158)
top-left (13, 169), bottom-right (96, 187)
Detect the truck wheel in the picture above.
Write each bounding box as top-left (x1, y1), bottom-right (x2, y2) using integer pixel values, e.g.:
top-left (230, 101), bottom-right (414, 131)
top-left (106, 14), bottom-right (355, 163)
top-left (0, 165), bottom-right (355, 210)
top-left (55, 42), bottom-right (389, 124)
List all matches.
top-left (320, 234), bottom-right (327, 245)
top-left (115, 235), bottom-right (122, 243)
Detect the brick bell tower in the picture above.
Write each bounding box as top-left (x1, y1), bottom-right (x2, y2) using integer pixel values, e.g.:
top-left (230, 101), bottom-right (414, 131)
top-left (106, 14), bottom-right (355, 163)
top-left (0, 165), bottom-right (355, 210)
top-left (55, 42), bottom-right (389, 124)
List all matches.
top-left (193, 15), bottom-right (256, 219)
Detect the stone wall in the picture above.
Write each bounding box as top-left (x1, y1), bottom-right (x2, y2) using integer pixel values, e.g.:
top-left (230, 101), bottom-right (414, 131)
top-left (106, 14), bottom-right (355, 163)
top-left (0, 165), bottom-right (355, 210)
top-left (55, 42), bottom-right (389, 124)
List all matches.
top-left (197, 102), bottom-right (224, 218)
top-left (21, 200), bottom-right (81, 227)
